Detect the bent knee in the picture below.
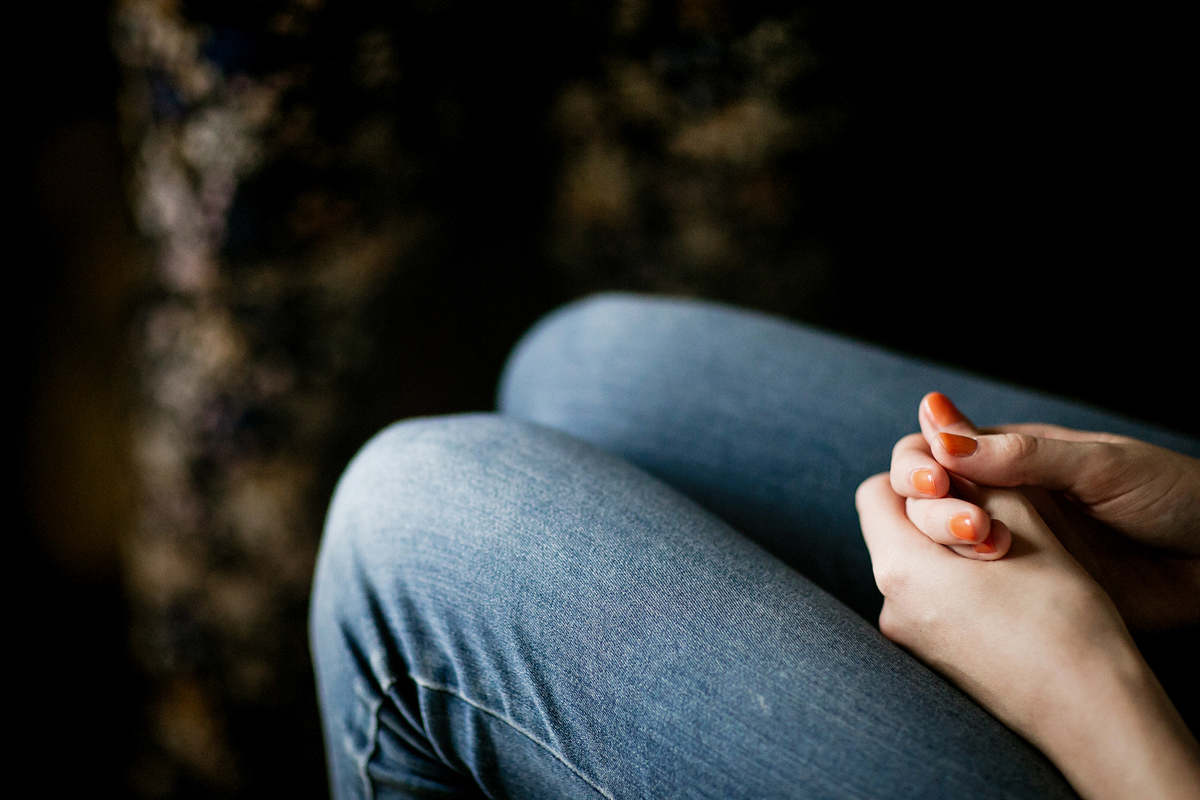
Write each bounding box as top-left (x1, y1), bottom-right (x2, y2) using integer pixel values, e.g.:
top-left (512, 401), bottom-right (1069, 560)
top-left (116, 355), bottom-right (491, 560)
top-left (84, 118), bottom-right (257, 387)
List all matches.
top-left (321, 414), bottom-right (554, 560)
top-left (497, 292), bottom-right (674, 420)
top-left (311, 414), bottom-right (564, 653)
top-left (309, 410), bottom-right (674, 688)
top-left (314, 413), bottom-right (633, 597)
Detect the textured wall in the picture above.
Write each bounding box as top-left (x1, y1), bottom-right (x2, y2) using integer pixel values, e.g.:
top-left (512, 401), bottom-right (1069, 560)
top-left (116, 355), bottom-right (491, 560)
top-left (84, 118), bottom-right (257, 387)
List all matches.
top-left (113, 1), bottom-right (838, 794)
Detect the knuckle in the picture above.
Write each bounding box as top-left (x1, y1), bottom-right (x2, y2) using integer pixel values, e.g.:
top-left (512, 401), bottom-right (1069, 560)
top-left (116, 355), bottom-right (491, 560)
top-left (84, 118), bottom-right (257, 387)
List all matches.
top-left (1093, 441), bottom-right (1127, 473)
top-left (878, 601), bottom-right (922, 648)
top-left (872, 562), bottom-right (908, 597)
top-left (1085, 441), bottom-right (1137, 495)
top-left (878, 605), bottom-right (903, 641)
top-left (892, 433), bottom-right (927, 460)
top-left (997, 432), bottom-right (1040, 462)
top-left (856, 473), bottom-right (888, 508)
top-left (854, 480), bottom-right (869, 509)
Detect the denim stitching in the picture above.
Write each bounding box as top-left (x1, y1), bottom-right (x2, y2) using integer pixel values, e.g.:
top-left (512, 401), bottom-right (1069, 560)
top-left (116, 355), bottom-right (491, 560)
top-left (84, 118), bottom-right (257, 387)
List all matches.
top-left (350, 676), bottom-right (385, 800)
top-left (410, 675), bottom-right (615, 800)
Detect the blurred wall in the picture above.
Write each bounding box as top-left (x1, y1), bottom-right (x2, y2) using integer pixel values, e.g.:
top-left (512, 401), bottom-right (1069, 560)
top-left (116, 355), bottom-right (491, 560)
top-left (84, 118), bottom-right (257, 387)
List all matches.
top-left (15, 0), bottom-right (140, 794)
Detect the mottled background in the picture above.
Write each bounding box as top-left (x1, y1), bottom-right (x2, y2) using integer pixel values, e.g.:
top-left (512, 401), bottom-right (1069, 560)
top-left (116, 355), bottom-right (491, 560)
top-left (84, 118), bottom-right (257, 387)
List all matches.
top-left (16, 1), bottom-right (1194, 797)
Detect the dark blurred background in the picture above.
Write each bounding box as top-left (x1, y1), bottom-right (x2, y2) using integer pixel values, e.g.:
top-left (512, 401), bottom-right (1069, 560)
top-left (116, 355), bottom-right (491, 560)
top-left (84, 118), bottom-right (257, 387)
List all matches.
top-left (16, 1), bottom-right (1194, 797)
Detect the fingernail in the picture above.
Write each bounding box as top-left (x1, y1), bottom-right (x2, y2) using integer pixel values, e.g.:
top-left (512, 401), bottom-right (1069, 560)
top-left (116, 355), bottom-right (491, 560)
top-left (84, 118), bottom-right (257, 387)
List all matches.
top-left (948, 513), bottom-right (975, 541)
top-left (925, 392), bottom-right (965, 427)
top-left (911, 469), bottom-right (938, 496)
top-left (937, 432), bottom-right (978, 456)
top-left (973, 534), bottom-right (997, 554)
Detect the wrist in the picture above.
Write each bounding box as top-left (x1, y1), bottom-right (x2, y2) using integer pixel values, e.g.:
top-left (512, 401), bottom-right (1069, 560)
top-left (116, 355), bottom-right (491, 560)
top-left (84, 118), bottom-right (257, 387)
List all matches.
top-left (1028, 631), bottom-right (1200, 800)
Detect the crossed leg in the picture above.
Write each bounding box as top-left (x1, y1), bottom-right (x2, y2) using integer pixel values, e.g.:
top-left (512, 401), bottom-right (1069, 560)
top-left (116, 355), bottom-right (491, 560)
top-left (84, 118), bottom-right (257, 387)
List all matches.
top-left (312, 294), bottom-right (1196, 798)
top-left (311, 414), bottom-right (1078, 798)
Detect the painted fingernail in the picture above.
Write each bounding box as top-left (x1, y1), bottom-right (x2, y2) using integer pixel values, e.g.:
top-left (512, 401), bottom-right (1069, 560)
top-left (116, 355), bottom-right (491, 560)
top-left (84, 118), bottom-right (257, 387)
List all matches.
top-left (937, 432), bottom-right (978, 456)
top-left (973, 534), bottom-right (997, 554)
top-left (911, 469), bottom-right (937, 496)
top-left (948, 513), bottom-right (976, 541)
top-left (925, 392), bottom-right (965, 427)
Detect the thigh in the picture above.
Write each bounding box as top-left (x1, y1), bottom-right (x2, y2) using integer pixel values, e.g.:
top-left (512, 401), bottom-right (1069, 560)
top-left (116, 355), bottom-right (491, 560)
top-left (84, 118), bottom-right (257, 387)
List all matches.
top-left (311, 415), bottom-right (1076, 799)
top-left (498, 293), bottom-right (1199, 620)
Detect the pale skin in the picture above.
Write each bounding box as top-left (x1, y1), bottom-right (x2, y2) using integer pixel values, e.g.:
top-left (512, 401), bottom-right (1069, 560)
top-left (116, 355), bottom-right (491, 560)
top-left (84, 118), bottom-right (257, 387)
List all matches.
top-left (857, 392), bottom-right (1200, 800)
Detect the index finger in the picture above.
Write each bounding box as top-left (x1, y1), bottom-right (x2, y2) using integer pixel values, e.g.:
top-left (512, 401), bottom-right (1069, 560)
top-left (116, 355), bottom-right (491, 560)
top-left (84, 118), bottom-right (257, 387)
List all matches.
top-left (891, 432), bottom-right (952, 499)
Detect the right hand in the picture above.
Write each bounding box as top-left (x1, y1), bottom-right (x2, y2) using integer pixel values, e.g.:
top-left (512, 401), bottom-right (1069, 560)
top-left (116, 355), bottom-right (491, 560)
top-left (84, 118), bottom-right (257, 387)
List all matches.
top-left (889, 392), bottom-right (1200, 630)
top-left (858, 472), bottom-right (1200, 800)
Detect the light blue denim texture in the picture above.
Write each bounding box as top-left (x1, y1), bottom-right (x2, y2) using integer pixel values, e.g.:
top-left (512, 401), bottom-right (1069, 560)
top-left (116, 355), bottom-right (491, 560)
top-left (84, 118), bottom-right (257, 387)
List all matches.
top-left (310, 294), bottom-right (1198, 800)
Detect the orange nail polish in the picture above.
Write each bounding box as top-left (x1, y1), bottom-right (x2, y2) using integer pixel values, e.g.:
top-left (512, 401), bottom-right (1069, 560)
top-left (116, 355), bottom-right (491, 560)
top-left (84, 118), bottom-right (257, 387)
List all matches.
top-left (973, 534), bottom-right (997, 554)
top-left (948, 513), bottom-right (975, 541)
top-left (925, 392), bottom-right (965, 427)
top-left (911, 469), bottom-right (937, 496)
top-left (937, 432), bottom-right (978, 456)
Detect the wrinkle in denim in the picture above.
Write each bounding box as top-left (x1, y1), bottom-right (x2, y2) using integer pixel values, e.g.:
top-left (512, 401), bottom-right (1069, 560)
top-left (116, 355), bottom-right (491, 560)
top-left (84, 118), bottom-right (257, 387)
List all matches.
top-left (312, 295), bottom-right (1196, 799)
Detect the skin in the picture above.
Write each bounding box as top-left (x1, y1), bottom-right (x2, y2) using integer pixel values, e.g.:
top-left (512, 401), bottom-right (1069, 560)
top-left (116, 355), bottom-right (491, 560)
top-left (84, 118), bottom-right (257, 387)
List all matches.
top-left (858, 392), bottom-right (1200, 800)
top-left (889, 392), bottom-right (1200, 628)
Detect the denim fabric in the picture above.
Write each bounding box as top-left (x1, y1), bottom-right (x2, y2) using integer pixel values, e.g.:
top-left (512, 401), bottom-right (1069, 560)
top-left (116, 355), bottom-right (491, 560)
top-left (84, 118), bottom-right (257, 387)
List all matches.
top-left (311, 294), bottom-right (1198, 799)
top-left (499, 295), bottom-right (1198, 622)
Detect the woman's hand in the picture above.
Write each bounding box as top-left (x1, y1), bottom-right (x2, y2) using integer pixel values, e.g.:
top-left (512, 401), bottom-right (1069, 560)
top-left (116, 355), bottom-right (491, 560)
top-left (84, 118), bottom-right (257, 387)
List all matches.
top-left (857, 474), bottom-right (1200, 800)
top-left (889, 392), bottom-right (1200, 629)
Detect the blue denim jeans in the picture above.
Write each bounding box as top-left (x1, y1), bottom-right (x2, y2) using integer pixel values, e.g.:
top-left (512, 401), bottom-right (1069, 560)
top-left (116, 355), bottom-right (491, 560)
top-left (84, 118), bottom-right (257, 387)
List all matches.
top-left (310, 294), bottom-right (1198, 799)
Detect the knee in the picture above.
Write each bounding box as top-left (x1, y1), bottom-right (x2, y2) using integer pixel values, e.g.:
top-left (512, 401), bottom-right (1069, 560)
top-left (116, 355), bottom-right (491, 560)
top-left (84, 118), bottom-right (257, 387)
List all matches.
top-left (312, 413), bottom-right (560, 790)
top-left (498, 293), bottom-right (657, 409)
top-left (309, 411), bottom-right (660, 693)
top-left (316, 414), bottom-right (540, 589)
top-left (499, 292), bottom-right (703, 427)
top-left (310, 414), bottom-right (557, 690)
top-left (311, 413), bottom-right (621, 625)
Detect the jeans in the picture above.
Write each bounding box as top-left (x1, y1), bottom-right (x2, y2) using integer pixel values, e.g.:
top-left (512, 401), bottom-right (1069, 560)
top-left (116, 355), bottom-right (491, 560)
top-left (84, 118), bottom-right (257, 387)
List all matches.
top-left (310, 294), bottom-right (1198, 799)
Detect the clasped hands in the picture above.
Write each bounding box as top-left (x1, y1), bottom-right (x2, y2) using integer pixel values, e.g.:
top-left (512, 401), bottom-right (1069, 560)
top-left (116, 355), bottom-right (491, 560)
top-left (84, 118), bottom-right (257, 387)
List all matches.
top-left (856, 393), bottom-right (1200, 800)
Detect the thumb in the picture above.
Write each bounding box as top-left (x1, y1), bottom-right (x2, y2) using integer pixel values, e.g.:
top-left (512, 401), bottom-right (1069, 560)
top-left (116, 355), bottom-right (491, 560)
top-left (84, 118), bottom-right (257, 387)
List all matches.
top-left (930, 430), bottom-right (1200, 549)
top-left (919, 392), bottom-right (980, 440)
top-left (919, 392), bottom-right (1136, 505)
top-left (930, 431), bottom-right (1115, 496)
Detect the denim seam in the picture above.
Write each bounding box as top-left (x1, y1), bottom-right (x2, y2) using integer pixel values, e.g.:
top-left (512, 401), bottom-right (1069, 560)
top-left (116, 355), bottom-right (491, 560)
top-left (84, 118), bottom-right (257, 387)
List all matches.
top-left (410, 675), bottom-right (615, 800)
top-left (351, 676), bottom-right (385, 800)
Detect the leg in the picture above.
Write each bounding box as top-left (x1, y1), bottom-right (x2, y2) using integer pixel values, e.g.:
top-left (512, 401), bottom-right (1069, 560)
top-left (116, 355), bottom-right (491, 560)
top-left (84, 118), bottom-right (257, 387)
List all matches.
top-left (498, 293), bottom-right (1199, 621)
top-left (311, 415), bottom-right (1076, 798)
